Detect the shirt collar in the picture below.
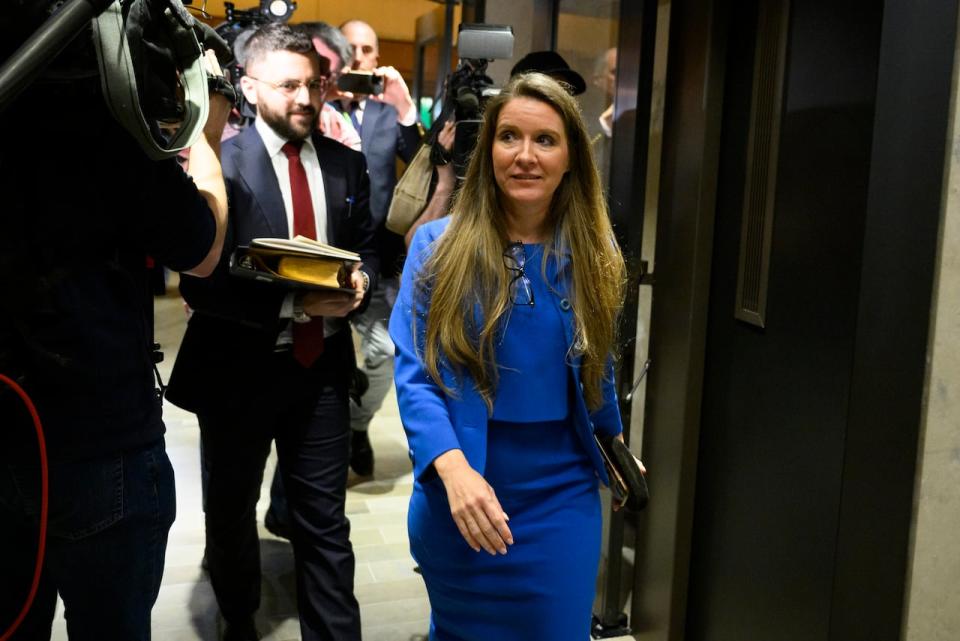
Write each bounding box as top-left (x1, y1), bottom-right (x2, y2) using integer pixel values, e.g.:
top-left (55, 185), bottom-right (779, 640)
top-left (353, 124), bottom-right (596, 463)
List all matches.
top-left (254, 116), bottom-right (316, 158)
top-left (336, 98), bottom-right (365, 113)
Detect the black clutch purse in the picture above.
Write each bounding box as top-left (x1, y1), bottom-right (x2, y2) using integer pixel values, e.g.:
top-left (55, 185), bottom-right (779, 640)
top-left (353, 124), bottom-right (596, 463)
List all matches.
top-left (595, 434), bottom-right (649, 511)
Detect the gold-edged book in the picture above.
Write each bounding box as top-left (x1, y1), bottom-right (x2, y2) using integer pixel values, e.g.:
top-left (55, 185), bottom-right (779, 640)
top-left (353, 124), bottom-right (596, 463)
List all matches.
top-left (275, 255), bottom-right (343, 288)
top-left (230, 236), bottom-right (361, 293)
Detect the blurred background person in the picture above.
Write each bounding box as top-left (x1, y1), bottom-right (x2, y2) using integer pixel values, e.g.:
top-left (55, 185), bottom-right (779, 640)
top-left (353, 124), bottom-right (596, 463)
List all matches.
top-left (594, 46), bottom-right (618, 138)
top-left (389, 73), bottom-right (637, 640)
top-left (403, 119), bottom-right (457, 247)
top-left (590, 46), bottom-right (617, 183)
top-left (299, 22), bottom-right (363, 151)
top-left (338, 18), bottom-right (422, 477)
top-left (510, 50), bottom-right (587, 96)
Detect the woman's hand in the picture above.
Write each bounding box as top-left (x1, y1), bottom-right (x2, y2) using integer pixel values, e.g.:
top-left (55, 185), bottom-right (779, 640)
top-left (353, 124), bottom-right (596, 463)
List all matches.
top-left (433, 450), bottom-right (513, 555)
top-left (611, 433), bottom-right (646, 513)
top-left (614, 433), bottom-right (647, 474)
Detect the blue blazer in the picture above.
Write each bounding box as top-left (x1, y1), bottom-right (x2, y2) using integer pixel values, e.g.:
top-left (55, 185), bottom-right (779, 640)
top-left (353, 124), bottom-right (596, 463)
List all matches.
top-left (388, 218), bottom-right (623, 486)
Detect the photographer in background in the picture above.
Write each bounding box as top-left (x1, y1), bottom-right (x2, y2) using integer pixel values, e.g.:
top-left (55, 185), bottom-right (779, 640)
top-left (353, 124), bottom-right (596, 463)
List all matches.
top-left (337, 19), bottom-right (422, 477)
top-left (299, 21), bottom-right (363, 151)
top-left (403, 118), bottom-right (458, 246)
top-left (0, 4), bottom-right (230, 638)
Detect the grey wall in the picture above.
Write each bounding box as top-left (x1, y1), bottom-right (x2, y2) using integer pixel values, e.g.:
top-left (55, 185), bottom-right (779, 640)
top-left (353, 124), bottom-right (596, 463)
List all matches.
top-left (902, 27), bottom-right (960, 641)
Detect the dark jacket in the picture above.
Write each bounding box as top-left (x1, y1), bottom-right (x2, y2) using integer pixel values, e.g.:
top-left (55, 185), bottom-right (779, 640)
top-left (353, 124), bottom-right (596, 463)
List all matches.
top-left (166, 125), bottom-right (377, 412)
top-left (0, 92), bottom-right (215, 462)
top-left (356, 100), bottom-right (421, 277)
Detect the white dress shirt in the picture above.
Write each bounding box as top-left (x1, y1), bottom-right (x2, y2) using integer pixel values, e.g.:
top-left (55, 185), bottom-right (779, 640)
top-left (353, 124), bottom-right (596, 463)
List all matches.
top-left (255, 117), bottom-right (329, 243)
top-left (254, 117), bottom-right (344, 340)
top-left (350, 99), bottom-right (418, 128)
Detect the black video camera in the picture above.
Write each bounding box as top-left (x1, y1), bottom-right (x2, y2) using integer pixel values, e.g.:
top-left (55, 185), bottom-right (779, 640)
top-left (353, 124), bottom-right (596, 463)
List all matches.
top-left (214, 1), bottom-right (298, 123)
top-left (431, 24), bottom-right (514, 178)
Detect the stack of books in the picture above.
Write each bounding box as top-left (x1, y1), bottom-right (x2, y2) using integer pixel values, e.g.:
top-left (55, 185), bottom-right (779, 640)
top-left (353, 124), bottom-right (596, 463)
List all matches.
top-left (230, 236), bottom-right (361, 293)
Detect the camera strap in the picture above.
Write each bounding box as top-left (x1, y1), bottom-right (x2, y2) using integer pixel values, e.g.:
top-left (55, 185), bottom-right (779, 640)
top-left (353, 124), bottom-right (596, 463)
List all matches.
top-left (91, 0), bottom-right (208, 160)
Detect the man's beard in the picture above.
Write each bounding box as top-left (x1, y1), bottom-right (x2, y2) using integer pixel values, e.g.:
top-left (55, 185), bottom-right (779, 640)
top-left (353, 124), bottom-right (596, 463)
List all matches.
top-left (261, 104), bottom-right (318, 141)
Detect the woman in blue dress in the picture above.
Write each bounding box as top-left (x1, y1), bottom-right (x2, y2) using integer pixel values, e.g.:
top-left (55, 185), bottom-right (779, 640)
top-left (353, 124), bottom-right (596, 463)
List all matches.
top-left (389, 73), bottom-right (640, 640)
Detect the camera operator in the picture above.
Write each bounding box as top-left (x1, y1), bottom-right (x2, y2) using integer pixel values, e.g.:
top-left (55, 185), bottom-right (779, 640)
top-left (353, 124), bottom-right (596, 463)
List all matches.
top-left (0, 6), bottom-right (230, 638)
top-left (404, 119), bottom-right (458, 247)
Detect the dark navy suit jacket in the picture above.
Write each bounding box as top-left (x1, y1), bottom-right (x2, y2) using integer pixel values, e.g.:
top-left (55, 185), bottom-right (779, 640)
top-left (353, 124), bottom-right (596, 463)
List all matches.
top-left (357, 100), bottom-right (421, 224)
top-left (166, 125), bottom-right (378, 412)
top-left (388, 218), bottom-right (623, 486)
top-left (355, 99), bottom-right (421, 277)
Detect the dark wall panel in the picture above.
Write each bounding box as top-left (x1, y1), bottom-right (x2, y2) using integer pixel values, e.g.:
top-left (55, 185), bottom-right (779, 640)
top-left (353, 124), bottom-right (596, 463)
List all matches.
top-left (686, 1), bottom-right (883, 640)
top-left (629, 1), bottom-right (728, 638)
top-left (831, 1), bottom-right (959, 639)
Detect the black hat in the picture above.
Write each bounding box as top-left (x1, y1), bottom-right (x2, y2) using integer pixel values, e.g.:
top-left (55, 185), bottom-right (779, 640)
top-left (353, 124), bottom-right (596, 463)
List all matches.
top-left (510, 50), bottom-right (587, 96)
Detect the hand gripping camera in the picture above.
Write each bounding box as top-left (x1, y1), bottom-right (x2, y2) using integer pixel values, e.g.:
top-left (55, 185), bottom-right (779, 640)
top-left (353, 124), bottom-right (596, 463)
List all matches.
top-left (432, 24), bottom-right (515, 178)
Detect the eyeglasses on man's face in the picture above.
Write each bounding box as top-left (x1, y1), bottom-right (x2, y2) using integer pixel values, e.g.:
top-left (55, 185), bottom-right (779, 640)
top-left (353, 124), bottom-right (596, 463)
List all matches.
top-left (246, 76), bottom-right (328, 97)
top-left (502, 241), bottom-right (535, 306)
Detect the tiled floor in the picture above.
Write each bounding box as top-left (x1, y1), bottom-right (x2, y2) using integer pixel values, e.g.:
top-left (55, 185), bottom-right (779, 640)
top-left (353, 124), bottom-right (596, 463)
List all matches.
top-left (48, 284), bottom-right (632, 640)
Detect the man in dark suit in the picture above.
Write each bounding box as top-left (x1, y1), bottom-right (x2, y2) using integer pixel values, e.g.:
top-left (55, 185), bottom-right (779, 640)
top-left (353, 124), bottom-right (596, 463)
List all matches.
top-left (338, 19), bottom-right (422, 475)
top-left (166, 24), bottom-right (375, 641)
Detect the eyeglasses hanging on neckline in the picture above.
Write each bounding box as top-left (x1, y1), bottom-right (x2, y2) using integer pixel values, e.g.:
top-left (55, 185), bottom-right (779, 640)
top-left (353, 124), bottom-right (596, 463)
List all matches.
top-left (502, 241), bottom-right (535, 307)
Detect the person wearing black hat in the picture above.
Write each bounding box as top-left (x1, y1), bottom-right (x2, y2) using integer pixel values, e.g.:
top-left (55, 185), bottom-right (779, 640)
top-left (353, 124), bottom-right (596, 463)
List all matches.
top-left (510, 50), bottom-right (587, 96)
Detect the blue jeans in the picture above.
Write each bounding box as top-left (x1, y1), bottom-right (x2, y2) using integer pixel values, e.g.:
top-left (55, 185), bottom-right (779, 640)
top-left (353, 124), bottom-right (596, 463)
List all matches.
top-left (0, 438), bottom-right (175, 640)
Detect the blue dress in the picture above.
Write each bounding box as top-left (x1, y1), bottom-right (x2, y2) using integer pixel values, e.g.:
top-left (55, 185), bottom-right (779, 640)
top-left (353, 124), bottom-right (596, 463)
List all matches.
top-left (407, 245), bottom-right (602, 641)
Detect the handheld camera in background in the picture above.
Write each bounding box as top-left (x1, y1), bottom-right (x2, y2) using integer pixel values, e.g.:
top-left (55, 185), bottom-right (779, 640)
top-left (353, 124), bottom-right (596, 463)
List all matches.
top-left (431, 24), bottom-right (514, 179)
top-left (214, 0), bottom-right (297, 124)
top-left (338, 70), bottom-right (385, 96)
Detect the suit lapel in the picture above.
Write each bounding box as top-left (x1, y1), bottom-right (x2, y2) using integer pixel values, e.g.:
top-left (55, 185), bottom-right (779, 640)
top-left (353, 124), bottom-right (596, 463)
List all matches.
top-left (359, 100), bottom-right (385, 152)
top-left (235, 126), bottom-right (288, 238)
top-left (312, 134), bottom-right (345, 246)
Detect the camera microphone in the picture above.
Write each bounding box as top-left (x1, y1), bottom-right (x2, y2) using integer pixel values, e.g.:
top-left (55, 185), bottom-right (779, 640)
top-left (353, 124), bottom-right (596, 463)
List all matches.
top-left (455, 86), bottom-right (480, 119)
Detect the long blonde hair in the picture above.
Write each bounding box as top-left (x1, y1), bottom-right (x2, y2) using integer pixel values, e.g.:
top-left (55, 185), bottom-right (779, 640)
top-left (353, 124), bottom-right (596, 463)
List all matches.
top-left (416, 73), bottom-right (626, 411)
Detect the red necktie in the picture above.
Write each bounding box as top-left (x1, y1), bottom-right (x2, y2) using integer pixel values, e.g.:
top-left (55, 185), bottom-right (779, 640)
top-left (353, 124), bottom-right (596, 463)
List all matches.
top-left (281, 140), bottom-right (324, 367)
